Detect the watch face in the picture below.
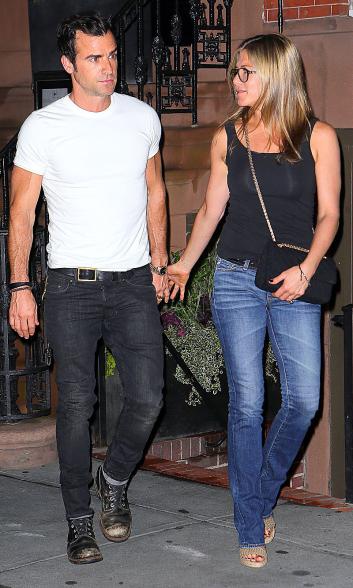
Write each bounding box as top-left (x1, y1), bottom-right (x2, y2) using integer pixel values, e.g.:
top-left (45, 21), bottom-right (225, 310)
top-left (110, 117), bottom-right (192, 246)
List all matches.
top-left (159, 266), bottom-right (167, 275)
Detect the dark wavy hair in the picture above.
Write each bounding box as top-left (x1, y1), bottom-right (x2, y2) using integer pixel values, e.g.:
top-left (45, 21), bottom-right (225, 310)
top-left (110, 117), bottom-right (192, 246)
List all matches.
top-left (57, 13), bottom-right (114, 66)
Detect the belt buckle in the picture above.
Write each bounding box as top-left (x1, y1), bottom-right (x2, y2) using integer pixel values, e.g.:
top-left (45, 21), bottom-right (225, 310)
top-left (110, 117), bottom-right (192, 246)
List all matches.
top-left (77, 267), bottom-right (97, 282)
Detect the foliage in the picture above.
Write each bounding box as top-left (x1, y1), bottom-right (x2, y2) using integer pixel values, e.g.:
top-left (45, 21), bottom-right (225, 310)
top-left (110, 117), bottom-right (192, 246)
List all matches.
top-left (164, 321), bottom-right (224, 407)
top-left (106, 246), bottom-right (278, 405)
top-left (166, 247), bottom-right (216, 326)
top-left (105, 347), bottom-right (117, 378)
top-left (161, 246), bottom-right (223, 406)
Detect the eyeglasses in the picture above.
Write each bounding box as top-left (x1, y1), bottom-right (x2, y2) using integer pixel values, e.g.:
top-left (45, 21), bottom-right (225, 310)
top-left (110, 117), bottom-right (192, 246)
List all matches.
top-left (231, 67), bottom-right (257, 83)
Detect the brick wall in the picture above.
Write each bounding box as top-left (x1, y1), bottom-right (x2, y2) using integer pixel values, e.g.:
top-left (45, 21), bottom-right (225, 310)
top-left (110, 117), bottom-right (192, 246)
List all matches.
top-left (264, 1), bottom-right (349, 22)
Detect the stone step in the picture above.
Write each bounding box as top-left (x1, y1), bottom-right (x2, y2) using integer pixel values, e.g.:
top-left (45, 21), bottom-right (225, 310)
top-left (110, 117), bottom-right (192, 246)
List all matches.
top-left (0, 416), bottom-right (57, 469)
top-left (180, 451), bottom-right (228, 469)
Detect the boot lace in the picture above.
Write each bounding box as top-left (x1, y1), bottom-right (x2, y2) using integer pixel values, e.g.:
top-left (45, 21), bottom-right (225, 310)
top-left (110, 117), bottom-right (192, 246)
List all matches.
top-left (105, 482), bottom-right (128, 511)
top-left (69, 517), bottom-right (95, 540)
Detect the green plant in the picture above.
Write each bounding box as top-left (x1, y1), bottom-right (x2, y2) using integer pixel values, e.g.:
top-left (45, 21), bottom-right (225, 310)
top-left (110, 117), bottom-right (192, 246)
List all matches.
top-left (106, 246), bottom-right (278, 404)
top-left (162, 245), bottom-right (224, 406)
top-left (167, 247), bottom-right (216, 325)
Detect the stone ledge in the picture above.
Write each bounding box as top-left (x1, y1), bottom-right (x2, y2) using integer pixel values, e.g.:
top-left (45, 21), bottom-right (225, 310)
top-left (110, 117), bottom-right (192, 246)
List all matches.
top-left (0, 416), bottom-right (57, 470)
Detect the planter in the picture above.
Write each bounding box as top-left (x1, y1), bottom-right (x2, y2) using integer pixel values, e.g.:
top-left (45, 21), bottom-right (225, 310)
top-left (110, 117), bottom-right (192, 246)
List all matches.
top-left (155, 353), bottom-right (228, 440)
top-left (91, 343), bottom-right (228, 447)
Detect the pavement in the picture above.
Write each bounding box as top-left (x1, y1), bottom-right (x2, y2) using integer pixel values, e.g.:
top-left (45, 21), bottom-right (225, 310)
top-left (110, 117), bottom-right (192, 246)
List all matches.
top-left (1, 460), bottom-right (353, 588)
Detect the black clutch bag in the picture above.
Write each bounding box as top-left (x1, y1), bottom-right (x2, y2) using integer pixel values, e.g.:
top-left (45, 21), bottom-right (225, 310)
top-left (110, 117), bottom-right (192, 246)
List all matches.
top-left (244, 125), bottom-right (337, 305)
top-left (255, 240), bottom-right (337, 305)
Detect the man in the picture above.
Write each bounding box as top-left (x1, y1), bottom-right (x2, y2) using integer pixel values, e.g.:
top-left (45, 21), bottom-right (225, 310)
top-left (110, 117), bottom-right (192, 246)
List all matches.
top-left (9, 13), bottom-right (168, 565)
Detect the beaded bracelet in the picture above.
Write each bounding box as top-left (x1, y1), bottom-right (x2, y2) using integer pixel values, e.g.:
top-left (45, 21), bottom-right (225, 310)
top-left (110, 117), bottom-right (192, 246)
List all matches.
top-left (298, 264), bottom-right (311, 287)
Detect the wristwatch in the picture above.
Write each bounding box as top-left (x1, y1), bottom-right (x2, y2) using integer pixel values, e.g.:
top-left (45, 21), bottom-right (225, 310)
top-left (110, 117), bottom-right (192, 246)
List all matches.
top-left (149, 263), bottom-right (167, 276)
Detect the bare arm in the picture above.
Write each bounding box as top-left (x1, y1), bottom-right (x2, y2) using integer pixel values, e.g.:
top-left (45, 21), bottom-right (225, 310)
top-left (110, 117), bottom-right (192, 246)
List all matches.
top-left (145, 151), bottom-right (169, 302)
top-left (168, 127), bottom-right (230, 300)
top-left (8, 166), bottom-right (43, 338)
top-left (272, 121), bottom-right (341, 300)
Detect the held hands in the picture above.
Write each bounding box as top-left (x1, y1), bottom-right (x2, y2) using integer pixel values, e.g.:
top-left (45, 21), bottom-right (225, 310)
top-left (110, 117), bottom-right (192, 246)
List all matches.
top-left (270, 264), bottom-right (311, 303)
top-left (152, 272), bottom-right (170, 304)
top-left (167, 259), bottom-right (191, 301)
top-left (8, 289), bottom-right (39, 339)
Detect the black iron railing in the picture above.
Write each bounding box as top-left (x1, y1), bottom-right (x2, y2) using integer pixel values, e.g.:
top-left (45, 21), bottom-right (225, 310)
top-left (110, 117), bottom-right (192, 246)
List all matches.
top-left (278, 0), bottom-right (284, 33)
top-left (113, 0), bottom-right (234, 125)
top-left (0, 136), bottom-right (51, 422)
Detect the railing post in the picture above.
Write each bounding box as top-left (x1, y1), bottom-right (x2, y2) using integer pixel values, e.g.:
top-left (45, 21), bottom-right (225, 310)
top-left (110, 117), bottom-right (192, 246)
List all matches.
top-left (117, 17), bottom-right (129, 95)
top-left (332, 305), bottom-right (353, 502)
top-left (278, 0), bottom-right (284, 33)
top-left (152, 0), bottom-right (164, 118)
top-left (190, 1), bottom-right (199, 125)
top-left (342, 305), bottom-right (353, 501)
top-left (135, 0), bottom-right (146, 101)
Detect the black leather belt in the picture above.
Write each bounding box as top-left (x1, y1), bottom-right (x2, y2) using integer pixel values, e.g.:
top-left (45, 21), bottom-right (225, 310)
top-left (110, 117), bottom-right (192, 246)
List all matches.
top-left (228, 257), bottom-right (258, 269)
top-left (49, 267), bottom-right (134, 282)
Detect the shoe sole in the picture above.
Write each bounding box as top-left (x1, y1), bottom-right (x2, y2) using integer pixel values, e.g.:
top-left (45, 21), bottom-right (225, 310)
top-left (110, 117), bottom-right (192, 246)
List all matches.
top-left (68, 553), bottom-right (103, 565)
top-left (99, 516), bottom-right (131, 543)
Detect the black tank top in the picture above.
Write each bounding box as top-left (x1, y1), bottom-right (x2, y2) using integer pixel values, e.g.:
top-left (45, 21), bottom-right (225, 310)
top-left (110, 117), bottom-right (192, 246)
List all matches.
top-left (217, 119), bottom-right (318, 262)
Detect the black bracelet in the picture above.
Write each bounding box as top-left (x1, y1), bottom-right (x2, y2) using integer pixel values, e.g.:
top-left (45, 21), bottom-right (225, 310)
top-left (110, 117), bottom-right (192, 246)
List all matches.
top-left (9, 281), bottom-right (31, 291)
top-left (10, 285), bottom-right (32, 293)
top-left (298, 264), bottom-right (311, 287)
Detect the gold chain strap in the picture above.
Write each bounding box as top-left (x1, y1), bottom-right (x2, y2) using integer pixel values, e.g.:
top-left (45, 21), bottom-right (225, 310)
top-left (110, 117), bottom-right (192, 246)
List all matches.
top-left (244, 124), bottom-right (277, 243)
top-left (277, 242), bottom-right (309, 253)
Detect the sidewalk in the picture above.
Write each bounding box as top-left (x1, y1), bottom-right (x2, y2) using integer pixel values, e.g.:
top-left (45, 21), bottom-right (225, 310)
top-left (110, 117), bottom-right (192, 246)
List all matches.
top-left (1, 460), bottom-right (353, 588)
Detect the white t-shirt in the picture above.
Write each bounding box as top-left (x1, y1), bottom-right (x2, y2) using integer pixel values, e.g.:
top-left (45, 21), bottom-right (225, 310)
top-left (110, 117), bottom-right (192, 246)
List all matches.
top-left (14, 93), bottom-right (161, 270)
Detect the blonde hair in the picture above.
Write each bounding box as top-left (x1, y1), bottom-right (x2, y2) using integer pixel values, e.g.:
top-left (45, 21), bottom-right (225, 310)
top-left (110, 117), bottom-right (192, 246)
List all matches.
top-left (226, 34), bottom-right (313, 162)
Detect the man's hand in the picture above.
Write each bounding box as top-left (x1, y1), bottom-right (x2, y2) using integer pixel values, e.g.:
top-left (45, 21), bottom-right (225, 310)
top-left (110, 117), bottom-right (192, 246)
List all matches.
top-left (9, 289), bottom-right (39, 339)
top-left (152, 273), bottom-right (170, 304)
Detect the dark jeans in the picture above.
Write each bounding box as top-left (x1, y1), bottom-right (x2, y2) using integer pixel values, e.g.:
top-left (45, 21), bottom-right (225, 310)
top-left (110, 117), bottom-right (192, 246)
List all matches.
top-left (44, 265), bottom-right (164, 519)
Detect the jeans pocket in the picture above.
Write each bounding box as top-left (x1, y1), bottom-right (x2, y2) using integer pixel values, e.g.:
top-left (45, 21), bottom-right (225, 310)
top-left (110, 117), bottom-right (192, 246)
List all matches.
top-left (215, 256), bottom-right (238, 273)
top-left (45, 271), bottom-right (73, 295)
top-left (123, 264), bottom-right (154, 288)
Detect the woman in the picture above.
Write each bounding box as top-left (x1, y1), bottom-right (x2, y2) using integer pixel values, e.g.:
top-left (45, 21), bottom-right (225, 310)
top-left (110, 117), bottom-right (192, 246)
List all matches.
top-left (167, 34), bottom-right (340, 568)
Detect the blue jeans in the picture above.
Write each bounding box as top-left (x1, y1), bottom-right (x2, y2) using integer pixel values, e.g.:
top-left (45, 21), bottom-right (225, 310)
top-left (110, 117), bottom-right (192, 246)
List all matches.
top-left (211, 257), bottom-right (321, 547)
top-left (44, 265), bottom-right (164, 519)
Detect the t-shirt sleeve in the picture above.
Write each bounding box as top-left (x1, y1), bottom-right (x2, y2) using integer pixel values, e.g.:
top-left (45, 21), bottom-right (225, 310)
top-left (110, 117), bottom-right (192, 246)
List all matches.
top-left (14, 113), bottom-right (49, 176)
top-left (148, 107), bottom-right (161, 159)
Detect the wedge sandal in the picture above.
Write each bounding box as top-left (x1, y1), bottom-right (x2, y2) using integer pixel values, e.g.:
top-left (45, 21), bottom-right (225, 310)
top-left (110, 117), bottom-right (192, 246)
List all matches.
top-left (264, 515), bottom-right (276, 544)
top-left (239, 545), bottom-right (267, 568)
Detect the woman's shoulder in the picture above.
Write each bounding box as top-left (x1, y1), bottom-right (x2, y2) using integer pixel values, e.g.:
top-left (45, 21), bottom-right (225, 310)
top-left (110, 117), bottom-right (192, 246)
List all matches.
top-left (211, 126), bottom-right (228, 161)
top-left (310, 120), bottom-right (339, 161)
top-left (311, 120), bottom-right (338, 147)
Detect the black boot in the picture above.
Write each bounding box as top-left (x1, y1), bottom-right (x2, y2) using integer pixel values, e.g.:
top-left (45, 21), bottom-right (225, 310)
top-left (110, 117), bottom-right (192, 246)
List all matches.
top-left (95, 465), bottom-right (132, 542)
top-left (67, 515), bottom-right (103, 565)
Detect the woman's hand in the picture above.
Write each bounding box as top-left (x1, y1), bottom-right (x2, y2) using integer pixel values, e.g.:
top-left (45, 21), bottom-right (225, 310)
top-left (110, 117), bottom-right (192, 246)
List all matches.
top-left (167, 260), bottom-right (191, 301)
top-left (270, 265), bottom-right (310, 303)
